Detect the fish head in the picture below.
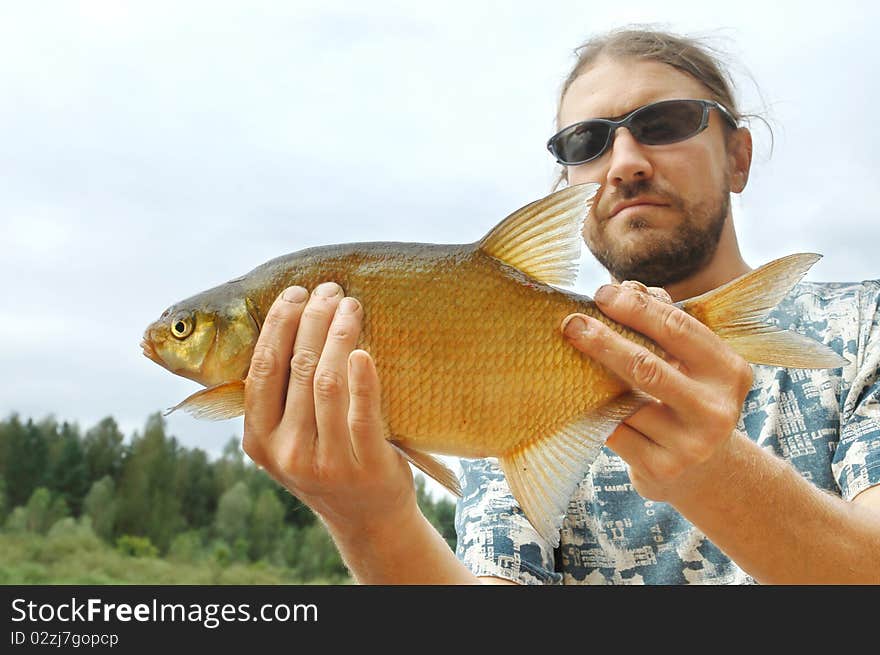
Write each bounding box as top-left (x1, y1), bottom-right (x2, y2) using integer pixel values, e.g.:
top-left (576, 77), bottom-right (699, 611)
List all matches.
top-left (142, 288), bottom-right (260, 387)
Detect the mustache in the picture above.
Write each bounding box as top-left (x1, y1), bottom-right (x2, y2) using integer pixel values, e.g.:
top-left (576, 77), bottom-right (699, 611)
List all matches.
top-left (617, 178), bottom-right (657, 200)
top-left (597, 179), bottom-right (682, 218)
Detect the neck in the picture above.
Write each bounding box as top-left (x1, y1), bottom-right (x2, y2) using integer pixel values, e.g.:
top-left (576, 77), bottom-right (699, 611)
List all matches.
top-left (628, 216), bottom-right (750, 302)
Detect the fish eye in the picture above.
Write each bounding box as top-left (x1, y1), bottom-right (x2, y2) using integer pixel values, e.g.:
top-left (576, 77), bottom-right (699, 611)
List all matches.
top-left (170, 314), bottom-right (194, 339)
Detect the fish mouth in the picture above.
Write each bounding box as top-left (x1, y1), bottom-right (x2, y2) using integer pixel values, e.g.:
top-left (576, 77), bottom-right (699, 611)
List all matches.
top-left (141, 338), bottom-right (163, 365)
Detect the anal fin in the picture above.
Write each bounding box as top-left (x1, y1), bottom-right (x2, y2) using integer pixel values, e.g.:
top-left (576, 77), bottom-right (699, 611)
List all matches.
top-left (499, 390), bottom-right (651, 547)
top-left (390, 441), bottom-right (462, 498)
top-left (164, 380), bottom-right (246, 420)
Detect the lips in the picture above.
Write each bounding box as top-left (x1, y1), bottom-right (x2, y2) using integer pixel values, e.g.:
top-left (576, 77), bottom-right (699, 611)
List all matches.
top-left (141, 337), bottom-right (162, 365)
top-left (608, 198), bottom-right (668, 219)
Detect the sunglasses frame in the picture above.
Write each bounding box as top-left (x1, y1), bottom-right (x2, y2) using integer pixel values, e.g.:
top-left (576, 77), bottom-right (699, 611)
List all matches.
top-left (547, 98), bottom-right (738, 166)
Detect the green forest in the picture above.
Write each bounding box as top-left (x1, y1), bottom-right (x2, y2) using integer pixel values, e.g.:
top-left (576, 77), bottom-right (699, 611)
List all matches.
top-left (0, 413), bottom-right (457, 584)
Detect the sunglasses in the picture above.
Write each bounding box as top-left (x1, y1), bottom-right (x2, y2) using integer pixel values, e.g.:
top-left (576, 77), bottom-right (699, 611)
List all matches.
top-left (547, 98), bottom-right (738, 166)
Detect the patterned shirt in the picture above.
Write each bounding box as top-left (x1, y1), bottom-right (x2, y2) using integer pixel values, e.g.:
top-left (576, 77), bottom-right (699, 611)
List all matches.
top-left (455, 280), bottom-right (880, 584)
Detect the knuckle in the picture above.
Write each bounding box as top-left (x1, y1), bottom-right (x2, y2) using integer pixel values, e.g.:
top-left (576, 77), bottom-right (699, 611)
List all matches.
top-left (261, 306), bottom-right (287, 331)
top-left (661, 306), bottom-right (691, 341)
top-left (704, 397), bottom-right (739, 433)
top-left (248, 344), bottom-right (279, 380)
top-left (302, 306), bottom-right (331, 323)
top-left (328, 321), bottom-right (356, 343)
top-left (315, 458), bottom-right (346, 483)
top-left (688, 437), bottom-right (715, 464)
top-left (281, 446), bottom-right (310, 480)
top-left (314, 368), bottom-right (345, 399)
top-left (277, 456), bottom-right (299, 480)
top-left (629, 350), bottom-right (663, 388)
top-left (349, 379), bottom-right (374, 401)
top-left (349, 411), bottom-right (379, 436)
top-left (289, 349), bottom-right (321, 386)
top-left (621, 280), bottom-right (648, 293)
top-left (649, 286), bottom-right (673, 304)
top-left (651, 457), bottom-right (684, 482)
top-left (627, 289), bottom-right (650, 311)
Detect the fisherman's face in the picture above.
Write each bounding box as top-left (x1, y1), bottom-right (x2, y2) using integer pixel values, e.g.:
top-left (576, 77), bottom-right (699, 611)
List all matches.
top-left (558, 56), bottom-right (750, 287)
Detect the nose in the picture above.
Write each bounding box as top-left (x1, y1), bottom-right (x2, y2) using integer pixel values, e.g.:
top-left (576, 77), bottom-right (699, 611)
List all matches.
top-left (605, 127), bottom-right (653, 188)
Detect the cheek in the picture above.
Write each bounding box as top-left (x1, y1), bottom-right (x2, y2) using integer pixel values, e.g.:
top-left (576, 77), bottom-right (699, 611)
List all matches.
top-left (668, 141), bottom-right (728, 189)
top-left (643, 149), bottom-right (719, 207)
top-left (566, 164), bottom-right (602, 187)
top-left (216, 320), bottom-right (259, 380)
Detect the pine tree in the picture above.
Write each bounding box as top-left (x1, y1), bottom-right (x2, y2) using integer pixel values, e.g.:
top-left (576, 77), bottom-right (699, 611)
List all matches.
top-left (83, 417), bottom-right (126, 482)
top-left (49, 424), bottom-right (89, 515)
top-left (0, 416), bottom-right (49, 508)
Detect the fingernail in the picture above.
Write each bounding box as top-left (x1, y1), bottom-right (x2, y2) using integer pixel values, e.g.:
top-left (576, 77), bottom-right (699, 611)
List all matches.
top-left (339, 297), bottom-right (360, 314)
top-left (282, 286), bottom-right (307, 303)
top-left (314, 282), bottom-right (340, 297)
top-left (595, 284), bottom-right (619, 304)
top-left (563, 315), bottom-right (590, 339)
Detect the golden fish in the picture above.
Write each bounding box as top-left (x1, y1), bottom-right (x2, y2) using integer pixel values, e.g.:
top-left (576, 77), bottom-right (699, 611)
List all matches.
top-left (141, 183), bottom-right (846, 545)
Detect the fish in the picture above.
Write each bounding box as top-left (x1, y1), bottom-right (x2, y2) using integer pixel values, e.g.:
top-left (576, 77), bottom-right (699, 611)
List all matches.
top-left (141, 182), bottom-right (848, 546)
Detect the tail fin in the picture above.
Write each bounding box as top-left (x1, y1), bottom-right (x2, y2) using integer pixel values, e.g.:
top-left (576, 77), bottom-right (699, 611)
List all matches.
top-left (681, 253), bottom-right (848, 369)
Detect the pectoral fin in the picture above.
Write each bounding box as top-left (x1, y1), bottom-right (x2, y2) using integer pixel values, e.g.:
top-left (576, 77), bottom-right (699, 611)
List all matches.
top-left (164, 380), bottom-right (246, 420)
top-left (499, 390), bottom-right (652, 548)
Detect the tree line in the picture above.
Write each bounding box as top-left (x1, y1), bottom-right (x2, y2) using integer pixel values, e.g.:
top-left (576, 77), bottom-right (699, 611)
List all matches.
top-left (0, 413), bottom-right (456, 583)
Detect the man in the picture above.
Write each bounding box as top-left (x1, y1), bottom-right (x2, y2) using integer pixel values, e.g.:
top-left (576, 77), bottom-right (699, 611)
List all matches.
top-left (240, 28), bottom-right (880, 584)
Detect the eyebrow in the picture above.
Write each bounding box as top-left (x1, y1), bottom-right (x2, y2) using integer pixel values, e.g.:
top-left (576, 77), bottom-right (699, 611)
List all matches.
top-left (602, 104), bottom-right (645, 122)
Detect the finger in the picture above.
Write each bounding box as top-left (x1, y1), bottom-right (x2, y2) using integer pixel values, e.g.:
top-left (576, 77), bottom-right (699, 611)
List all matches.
top-left (283, 282), bottom-right (344, 449)
top-left (604, 421), bottom-right (665, 471)
top-left (313, 297), bottom-right (363, 464)
top-left (563, 313), bottom-right (703, 413)
top-left (617, 400), bottom-right (692, 454)
top-left (620, 280), bottom-right (648, 293)
top-left (620, 281), bottom-right (673, 305)
top-left (243, 286), bottom-right (308, 464)
top-left (604, 422), bottom-right (681, 484)
top-left (347, 349), bottom-right (394, 468)
top-left (592, 283), bottom-right (725, 374)
top-left (647, 286), bottom-right (673, 304)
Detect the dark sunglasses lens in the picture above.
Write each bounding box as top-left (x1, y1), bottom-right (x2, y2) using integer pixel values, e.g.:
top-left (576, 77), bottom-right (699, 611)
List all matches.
top-left (554, 123), bottom-right (609, 164)
top-left (631, 100), bottom-right (704, 144)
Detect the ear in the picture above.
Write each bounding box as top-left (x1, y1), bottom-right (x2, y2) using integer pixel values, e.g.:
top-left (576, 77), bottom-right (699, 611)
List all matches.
top-left (727, 127), bottom-right (753, 193)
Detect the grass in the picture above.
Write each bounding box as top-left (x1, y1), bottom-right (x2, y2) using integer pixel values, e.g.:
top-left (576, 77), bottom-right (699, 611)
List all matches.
top-left (0, 529), bottom-right (350, 585)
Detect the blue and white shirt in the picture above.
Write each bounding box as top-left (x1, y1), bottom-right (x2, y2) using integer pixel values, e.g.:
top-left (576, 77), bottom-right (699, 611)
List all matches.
top-left (455, 280), bottom-right (880, 584)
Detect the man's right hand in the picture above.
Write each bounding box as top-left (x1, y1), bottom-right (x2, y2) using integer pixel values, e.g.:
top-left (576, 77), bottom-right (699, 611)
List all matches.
top-left (240, 282), bottom-right (417, 539)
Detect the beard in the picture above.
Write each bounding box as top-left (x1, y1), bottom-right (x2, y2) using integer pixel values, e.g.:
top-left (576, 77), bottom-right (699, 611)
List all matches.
top-left (584, 178), bottom-right (729, 288)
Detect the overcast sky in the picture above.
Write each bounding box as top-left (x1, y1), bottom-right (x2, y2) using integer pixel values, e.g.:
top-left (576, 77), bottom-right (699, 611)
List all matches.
top-left (2, 1), bottom-right (877, 494)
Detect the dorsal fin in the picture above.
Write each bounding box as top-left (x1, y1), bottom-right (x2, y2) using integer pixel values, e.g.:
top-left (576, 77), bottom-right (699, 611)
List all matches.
top-left (478, 183), bottom-right (599, 287)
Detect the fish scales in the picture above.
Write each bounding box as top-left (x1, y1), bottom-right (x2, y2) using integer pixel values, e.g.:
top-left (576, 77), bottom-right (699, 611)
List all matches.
top-left (240, 241), bottom-right (643, 458)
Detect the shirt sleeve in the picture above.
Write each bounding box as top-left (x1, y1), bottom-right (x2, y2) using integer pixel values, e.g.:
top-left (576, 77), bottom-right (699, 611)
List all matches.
top-left (832, 281), bottom-right (880, 500)
top-left (454, 457), bottom-right (562, 585)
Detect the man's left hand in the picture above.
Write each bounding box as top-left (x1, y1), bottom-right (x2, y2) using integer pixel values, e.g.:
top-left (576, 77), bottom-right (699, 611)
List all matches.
top-left (562, 281), bottom-right (754, 504)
